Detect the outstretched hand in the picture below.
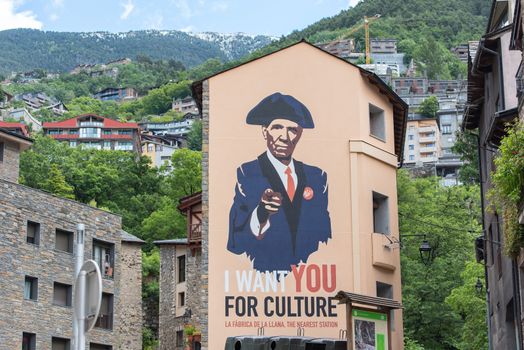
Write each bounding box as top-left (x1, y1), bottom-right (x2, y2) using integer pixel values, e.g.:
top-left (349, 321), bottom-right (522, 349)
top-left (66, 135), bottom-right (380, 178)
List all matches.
top-left (257, 189), bottom-right (282, 226)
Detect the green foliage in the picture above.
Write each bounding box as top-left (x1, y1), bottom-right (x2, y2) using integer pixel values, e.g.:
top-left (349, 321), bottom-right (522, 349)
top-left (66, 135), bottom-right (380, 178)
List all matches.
top-left (398, 170), bottom-right (483, 349)
top-left (418, 96), bottom-right (439, 118)
top-left (41, 164), bottom-right (75, 199)
top-left (184, 324), bottom-right (197, 336)
top-left (404, 336), bottom-right (425, 350)
top-left (187, 120), bottom-right (203, 151)
top-left (445, 260), bottom-right (488, 350)
top-left (142, 327), bottom-right (159, 350)
top-left (452, 131), bottom-right (480, 184)
top-left (489, 121), bottom-right (524, 257)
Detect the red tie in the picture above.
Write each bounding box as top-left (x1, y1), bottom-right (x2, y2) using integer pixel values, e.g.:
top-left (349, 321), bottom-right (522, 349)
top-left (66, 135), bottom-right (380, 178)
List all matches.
top-left (285, 167), bottom-right (295, 201)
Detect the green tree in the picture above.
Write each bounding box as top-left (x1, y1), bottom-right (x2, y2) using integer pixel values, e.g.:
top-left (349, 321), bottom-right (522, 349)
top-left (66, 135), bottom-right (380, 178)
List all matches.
top-left (414, 38), bottom-right (451, 79)
top-left (187, 120), bottom-right (202, 151)
top-left (445, 260), bottom-right (488, 350)
top-left (452, 130), bottom-right (480, 185)
top-left (42, 164), bottom-right (75, 199)
top-left (418, 96), bottom-right (439, 118)
top-left (398, 170), bottom-right (483, 349)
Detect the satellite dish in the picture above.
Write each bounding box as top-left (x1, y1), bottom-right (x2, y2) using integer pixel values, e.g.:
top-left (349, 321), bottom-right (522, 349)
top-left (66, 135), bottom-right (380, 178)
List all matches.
top-left (73, 260), bottom-right (103, 332)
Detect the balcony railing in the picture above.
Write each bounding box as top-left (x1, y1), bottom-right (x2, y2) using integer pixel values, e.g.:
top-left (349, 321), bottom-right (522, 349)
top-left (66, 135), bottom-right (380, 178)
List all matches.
top-left (95, 313), bottom-right (113, 330)
top-left (189, 223), bottom-right (202, 243)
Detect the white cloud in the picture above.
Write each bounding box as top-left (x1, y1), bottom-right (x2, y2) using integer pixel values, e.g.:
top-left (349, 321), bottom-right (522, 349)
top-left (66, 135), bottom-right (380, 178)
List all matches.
top-left (50, 13), bottom-right (59, 21)
top-left (172, 0), bottom-right (193, 19)
top-left (348, 0), bottom-right (360, 7)
top-left (120, 0), bottom-right (135, 20)
top-left (0, 0), bottom-right (43, 30)
top-left (210, 1), bottom-right (229, 12)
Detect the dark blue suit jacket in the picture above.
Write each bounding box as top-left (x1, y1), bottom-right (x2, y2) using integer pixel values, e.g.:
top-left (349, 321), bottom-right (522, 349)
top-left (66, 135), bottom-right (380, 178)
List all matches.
top-left (227, 152), bottom-right (331, 272)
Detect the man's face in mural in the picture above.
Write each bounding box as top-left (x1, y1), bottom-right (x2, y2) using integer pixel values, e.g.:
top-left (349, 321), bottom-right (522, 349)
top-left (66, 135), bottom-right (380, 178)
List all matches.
top-left (262, 119), bottom-right (303, 164)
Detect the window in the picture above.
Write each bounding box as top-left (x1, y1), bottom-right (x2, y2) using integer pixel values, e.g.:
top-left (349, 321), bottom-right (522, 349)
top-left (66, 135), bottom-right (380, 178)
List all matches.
top-left (178, 292), bottom-right (185, 307)
top-left (0, 142), bottom-right (4, 162)
top-left (178, 255), bottom-right (186, 283)
top-left (408, 145), bottom-right (414, 150)
top-left (68, 129), bottom-right (78, 135)
top-left (93, 240), bottom-right (114, 279)
top-left (408, 135), bottom-right (414, 141)
top-left (27, 221), bottom-right (40, 245)
top-left (372, 192), bottom-right (389, 234)
top-left (53, 282), bottom-right (72, 307)
top-left (118, 129), bottom-right (132, 135)
top-left (409, 155), bottom-right (414, 161)
top-left (148, 144), bottom-right (154, 152)
top-left (376, 282), bottom-right (393, 299)
top-left (55, 229), bottom-right (73, 253)
top-left (103, 130), bottom-right (112, 135)
top-left (69, 141), bottom-right (77, 147)
top-left (22, 332), bottom-right (36, 350)
top-left (95, 293), bottom-right (114, 330)
top-left (115, 141), bottom-right (133, 151)
top-left (103, 141), bottom-right (111, 149)
top-left (90, 343), bottom-right (112, 350)
top-left (442, 124), bottom-right (452, 134)
top-left (24, 276), bottom-right (38, 301)
top-left (176, 330), bottom-right (184, 348)
top-left (79, 127), bottom-right (101, 138)
top-left (52, 337), bottom-right (71, 350)
top-left (369, 104), bottom-right (386, 140)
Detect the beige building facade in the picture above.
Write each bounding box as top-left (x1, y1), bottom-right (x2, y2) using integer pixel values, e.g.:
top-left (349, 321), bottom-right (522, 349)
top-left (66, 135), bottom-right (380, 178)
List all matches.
top-left (403, 117), bottom-right (442, 165)
top-left (189, 41), bottom-right (407, 349)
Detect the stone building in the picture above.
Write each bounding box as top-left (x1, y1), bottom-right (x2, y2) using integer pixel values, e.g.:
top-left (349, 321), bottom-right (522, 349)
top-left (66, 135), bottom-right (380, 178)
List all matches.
top-left (465, 0), bottom-right (523, 348)
top-left (156, 192), bottom-right (203, 350)
top-left (0, 127), bottom-right (144, 350)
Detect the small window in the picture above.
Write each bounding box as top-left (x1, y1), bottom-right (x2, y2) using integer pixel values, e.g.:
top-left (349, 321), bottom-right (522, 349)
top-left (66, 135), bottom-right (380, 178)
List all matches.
top-left (52, 337), bottom-right (71, 350)
top-left (95, 293), bottom-right (114, 330)
top-left (22, 332), bottom-right (36, 350)
top-left (369, 104), bottom-right (386, 141)
top-left (27, 221), bottom-right (40, 245)
top-left (90, 344), bottom-right (112, 350)
top-left (93, 239), bottom-right (115, 279)
top-left (442, 124), bottom-right (452, 134)
top-left (53, 282), bottom-right (72, 307)
top-left (24, 276), bottom-right (38, 301)
top-left (409, 155), bottom-right (414, 161)
top-left (408, 145), bottom-right (414, 150)
top-left (372, 192), bottom-right (389, 235)
top-left (55, 229), bottom-right (74, 253)
top-left (176, 330), bottom-right (184, 347)
top-left (178, 255), bottom-right (186, 283)
top-left (69, 141), bottom-right (77, 147)
top-left (0, 142), bottom-right (4, 162)
top-left (178, 292), bottom-right (185, 307)
top-left (376, 281), bottom-right (393, 299)
top-left (408, 135), bottom-right (414, 141)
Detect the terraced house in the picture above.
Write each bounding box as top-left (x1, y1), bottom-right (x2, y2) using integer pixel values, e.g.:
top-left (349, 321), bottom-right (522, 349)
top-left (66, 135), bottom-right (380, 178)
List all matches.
top-left (43, 114), bottom-right (141, 152)
top-left (0, 126), bottom-right (143, 349)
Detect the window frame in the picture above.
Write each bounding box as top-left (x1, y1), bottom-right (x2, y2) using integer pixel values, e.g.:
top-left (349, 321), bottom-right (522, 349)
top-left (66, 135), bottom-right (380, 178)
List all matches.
top-left (55, 229), bottom-right (74, 253)
top-left (26, 221), bottom-right (41, 246)
top-left (22, 332), bottom-right (36, 350)
top-left (94, 292), bottom-right (114, 330)
top-left (178, 255), bottom-right (186, 283)
top-left (53, 282), bottom-right (73, 307)
top-left (372, 191), bottom-right (390, 235)
top-left (369, 103), bottom-right (386, 141)
top-left (92, 239), bottom-right (115, 279)
top-left (24, 276), bottom-right (38, 301)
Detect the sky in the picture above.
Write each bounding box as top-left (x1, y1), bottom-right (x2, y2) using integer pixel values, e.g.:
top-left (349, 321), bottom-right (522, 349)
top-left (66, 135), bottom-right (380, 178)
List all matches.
top-left (0, 0), bottom-right (361, 36)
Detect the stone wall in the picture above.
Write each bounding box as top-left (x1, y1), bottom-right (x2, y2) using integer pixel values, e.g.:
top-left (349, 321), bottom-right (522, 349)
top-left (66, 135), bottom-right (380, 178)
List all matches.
top-left (0, 139), bottom-right (20, 182)
top-left (159, 245), bottom-right (177, 350)
top-left (116, 242), bottom-right (143, 349)
top-left (200, 79), bottom-right (210, 350)
top-left (0, 179), bottom-right (142, 349)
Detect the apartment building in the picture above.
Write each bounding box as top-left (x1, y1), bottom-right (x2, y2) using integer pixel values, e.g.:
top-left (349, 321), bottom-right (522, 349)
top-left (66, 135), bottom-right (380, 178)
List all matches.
top-left (172, 96), bottom-right (199, 114)
top-left (156, 192), bottom-right (203, 350)
top-left (139, 112), bottom-right (199, 137)
top-left (0, 127), bottom-right (143, 349)
top-left (43, 114), bottom-right (141, 152)
top-left (370, 38), bottom-right (397, 54)
top-left (141, 133), bottom-right (181, 169)
top-left (93, 87), bottom-right (138, 102)
top-left (403, 114), bottom-right (442, 166)
top-left (465, 0), bottom-right (523, 348)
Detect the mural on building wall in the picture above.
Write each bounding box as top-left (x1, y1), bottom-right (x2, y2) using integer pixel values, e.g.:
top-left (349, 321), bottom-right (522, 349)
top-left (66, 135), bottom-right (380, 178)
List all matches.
top-left (227, 92), bottom-right (332, 272)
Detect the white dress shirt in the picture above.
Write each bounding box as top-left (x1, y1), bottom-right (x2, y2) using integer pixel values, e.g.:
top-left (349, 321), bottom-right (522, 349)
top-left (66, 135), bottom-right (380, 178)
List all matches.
top-left (249, 150), bottom-right (298, 236)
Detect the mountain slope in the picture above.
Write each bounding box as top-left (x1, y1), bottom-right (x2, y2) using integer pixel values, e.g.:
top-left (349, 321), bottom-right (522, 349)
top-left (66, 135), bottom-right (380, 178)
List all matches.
top-left (0, 29), bottom-right (274, 75)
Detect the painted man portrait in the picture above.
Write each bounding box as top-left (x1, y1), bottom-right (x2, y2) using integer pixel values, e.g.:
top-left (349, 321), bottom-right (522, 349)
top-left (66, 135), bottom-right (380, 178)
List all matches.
top-left (227, 92), bottom-right (332, 272)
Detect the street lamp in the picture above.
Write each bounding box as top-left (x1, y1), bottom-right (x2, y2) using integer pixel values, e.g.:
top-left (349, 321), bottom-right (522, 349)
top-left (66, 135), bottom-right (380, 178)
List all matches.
top-left (419, 239), bottom-right (433, 266)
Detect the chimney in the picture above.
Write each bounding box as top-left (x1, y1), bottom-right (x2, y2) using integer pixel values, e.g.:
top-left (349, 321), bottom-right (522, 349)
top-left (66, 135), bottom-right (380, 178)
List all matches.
top-left (0, 128), bottom-right (33, 183)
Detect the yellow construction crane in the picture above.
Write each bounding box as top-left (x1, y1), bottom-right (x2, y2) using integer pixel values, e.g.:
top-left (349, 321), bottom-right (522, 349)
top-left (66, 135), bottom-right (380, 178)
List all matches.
top-left (343, 14), bottom-right (381, 64)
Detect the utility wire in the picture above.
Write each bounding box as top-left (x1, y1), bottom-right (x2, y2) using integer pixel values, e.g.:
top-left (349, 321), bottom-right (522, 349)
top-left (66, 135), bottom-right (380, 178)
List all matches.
top-left (399, 212), bottom-right (483, 234)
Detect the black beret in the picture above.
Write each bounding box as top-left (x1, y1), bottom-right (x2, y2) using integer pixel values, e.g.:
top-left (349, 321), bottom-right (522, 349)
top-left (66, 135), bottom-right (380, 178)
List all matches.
top-left (246, 92), bottom-right (314, 128)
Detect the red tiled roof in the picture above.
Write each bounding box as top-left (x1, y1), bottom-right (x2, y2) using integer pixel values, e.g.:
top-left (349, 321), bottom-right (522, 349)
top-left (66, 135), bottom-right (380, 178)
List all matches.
top-left (0, 122), bottom-right (29, 137)
top-left (43, 114), bottom-right (139, 129)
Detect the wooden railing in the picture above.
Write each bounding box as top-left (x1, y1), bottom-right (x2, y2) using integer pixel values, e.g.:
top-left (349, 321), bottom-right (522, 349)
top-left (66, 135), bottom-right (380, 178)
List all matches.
top-left (189, 223), bottom-right (202, 243)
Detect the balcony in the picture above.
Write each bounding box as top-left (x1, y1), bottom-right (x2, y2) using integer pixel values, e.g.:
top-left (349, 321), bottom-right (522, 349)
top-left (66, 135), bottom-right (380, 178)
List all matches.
top-left (189, 223), bottom-right (202, 244)
top-left (419, 136), bottom-right (436, 143)
top-left (418, 126), bottom-right (435, 133)
top-left (420, 146), bottom-right (437, 153)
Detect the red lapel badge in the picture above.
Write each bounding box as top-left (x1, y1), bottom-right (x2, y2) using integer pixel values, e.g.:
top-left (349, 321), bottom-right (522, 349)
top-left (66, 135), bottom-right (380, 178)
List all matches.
top-left (303, 187), bottom-right (314, 200)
